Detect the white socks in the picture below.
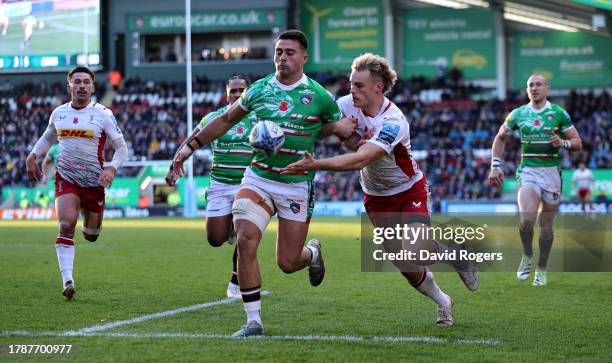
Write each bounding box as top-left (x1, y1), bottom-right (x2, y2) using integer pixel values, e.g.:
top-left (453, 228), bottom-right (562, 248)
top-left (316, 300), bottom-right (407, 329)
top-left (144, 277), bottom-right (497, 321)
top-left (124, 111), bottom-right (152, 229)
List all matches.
top-left (306, 246), bottom-right (319, 265)
top-left (244, 301), bottom-right (262, 325)
top-left (55, 241), bottom-right (75, 285)
top-left (415, 271), bottom-right (451, 307)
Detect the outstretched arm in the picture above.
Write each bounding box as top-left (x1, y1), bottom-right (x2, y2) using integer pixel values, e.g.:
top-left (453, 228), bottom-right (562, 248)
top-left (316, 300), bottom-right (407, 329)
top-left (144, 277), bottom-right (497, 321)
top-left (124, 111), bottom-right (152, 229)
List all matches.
top-left (317, 117), bottom-right (357, 141)
top-left (282, 141), bottom-right (386, 174)
top-left (172, 102), bottom-right (248, 176)
top-left (166, 126), bottom-right (200, 186)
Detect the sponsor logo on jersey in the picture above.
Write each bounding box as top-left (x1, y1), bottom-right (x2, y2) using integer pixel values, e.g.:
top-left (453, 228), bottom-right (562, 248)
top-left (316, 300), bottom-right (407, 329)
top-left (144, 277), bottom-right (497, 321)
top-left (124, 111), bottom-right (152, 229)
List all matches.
top-left (547, 114), bottom-right (553, 121)
top-left (59, 115), bottom-right (66, 120)
top-left (300, 95), bottom-right (312, 105)
top-left (376, 123), bottom-right (400, 146)
top-left (58, 128), bottom-right (94, 139)
top-left (412, 201), bottom-right (422, 208)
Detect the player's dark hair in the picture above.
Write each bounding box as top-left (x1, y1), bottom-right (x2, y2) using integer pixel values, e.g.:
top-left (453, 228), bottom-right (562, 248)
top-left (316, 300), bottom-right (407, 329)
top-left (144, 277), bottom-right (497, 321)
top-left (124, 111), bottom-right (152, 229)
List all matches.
top-left (226, 75), bottom-right (251, 88)
top-left (67, 66), bottom-right (95, 82)
top-left (276, 29), bottom-right (308, 50)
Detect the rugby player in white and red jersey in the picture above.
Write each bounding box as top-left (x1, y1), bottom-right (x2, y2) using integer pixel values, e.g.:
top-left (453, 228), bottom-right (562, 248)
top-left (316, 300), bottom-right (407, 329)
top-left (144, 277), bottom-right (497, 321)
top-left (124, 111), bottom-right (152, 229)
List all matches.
top-left (283, 53), bottom-right (478, 325)
top-left (572, 162), bottom-right (594, 217)
top-left (26, 66), bottom-right (128, 300)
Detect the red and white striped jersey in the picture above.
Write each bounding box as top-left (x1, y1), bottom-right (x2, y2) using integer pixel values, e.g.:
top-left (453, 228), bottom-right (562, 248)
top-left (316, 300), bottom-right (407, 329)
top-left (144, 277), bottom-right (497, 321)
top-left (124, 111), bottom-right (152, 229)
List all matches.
top-left (336, 95), bottom-right (423, 196)
top-left (49, 101), bottom-right (123, 187)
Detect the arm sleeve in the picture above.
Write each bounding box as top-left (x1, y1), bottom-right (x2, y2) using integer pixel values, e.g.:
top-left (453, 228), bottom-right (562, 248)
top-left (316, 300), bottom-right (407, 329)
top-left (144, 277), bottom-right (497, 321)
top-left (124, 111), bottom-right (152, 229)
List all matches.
top-left (320, 90), bottom-right (341, 123)
top-left (504, 110), bottom-right (518, 131)
top-left (238, 84), bottom-right (256, 112)
top-left (198, 109), bottom-right (223, 130)
top-left (30, 115), bottom-right (58, 159)
top-left (560, 109), bottom-right (574, 132)
top-left (102, 109), bottom-right (124, 141)
top-left (109, 137), bottom-right (128, 170)
top-left (366, 116), bottom-right (406, 155)
top-left (101, 109), bottom-right (127, 169)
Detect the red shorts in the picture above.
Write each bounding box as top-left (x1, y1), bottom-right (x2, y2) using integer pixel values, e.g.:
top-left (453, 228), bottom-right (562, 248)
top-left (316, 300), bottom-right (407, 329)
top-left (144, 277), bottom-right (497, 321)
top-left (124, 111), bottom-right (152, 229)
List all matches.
top-left (578, 188), bottom-right (590, 200)
top-left (364, 178), bottom-right (431, 225)
top-left (55, 172), bottom-right (105, 213)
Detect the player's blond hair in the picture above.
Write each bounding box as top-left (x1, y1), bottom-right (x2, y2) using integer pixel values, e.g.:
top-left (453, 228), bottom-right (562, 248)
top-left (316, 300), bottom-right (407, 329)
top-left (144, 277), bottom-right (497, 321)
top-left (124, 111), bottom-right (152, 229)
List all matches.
top-left (351, 53), bottom-right (397, 94)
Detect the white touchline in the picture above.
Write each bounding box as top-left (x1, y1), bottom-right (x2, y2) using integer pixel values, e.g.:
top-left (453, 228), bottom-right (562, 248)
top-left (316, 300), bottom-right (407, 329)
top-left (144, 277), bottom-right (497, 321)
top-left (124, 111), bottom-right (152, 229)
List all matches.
top-left (74, 292), bottom-right (270, 334)
top-left (0, 331), bottom-right (501, 345)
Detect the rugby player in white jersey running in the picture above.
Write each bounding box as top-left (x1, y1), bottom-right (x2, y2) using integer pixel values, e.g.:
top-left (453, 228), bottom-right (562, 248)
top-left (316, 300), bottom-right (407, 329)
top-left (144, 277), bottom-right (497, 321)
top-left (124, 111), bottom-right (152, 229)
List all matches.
top-left (283, 53), bottom-right (479, 325)
top-left (572, 162), bottom-right (594, 218)
top-left (26, 66), bottom-right (128, 300)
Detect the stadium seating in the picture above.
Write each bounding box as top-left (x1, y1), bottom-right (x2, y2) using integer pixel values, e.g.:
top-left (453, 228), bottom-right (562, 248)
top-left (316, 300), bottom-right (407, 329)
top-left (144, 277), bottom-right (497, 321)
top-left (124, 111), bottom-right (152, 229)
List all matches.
top-left (1, 75), bottom-right (609, 203)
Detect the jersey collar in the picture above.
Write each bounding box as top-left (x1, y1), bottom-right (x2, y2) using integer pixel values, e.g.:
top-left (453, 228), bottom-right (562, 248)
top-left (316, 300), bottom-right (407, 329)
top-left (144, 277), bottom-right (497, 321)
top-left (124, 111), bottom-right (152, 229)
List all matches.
top-left (362, 97), bottom-right (391, 119)
top-left (527, 101), bottom-right (551, 113)
top-left (70, 101), bottom-right (94, 110)
top-left (270, 74), bottom-right (308, 91)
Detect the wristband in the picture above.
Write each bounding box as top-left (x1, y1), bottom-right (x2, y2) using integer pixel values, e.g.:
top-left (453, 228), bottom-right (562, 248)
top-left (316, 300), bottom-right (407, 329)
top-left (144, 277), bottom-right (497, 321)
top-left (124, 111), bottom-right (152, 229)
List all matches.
top-left (562, 140), bottom-right (571, 149)
top-left (491, 157), bottom-right (502, 169)
top-left (187, 137), bottom-right (203, 151)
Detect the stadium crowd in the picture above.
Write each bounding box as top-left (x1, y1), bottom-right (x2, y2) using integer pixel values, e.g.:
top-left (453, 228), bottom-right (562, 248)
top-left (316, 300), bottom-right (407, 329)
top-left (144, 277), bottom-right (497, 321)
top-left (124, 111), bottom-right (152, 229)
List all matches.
top-left (1, 74), bottom-right (610, 202)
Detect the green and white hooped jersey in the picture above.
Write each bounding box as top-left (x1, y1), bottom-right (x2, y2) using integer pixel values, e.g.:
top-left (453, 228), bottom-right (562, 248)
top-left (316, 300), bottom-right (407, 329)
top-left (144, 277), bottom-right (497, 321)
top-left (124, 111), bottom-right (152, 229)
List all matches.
top-left (198, 105), bottom-right (257, 185)
top-left (505, 101), bottom-right (573, 172)
top-left (239, 73), bottom-right (341, 183)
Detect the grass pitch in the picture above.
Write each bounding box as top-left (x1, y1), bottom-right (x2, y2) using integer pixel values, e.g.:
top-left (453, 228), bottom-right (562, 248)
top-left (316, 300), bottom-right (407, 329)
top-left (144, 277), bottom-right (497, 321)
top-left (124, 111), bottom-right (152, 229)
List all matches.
top-left (1, 217), bottom-right (610, 362)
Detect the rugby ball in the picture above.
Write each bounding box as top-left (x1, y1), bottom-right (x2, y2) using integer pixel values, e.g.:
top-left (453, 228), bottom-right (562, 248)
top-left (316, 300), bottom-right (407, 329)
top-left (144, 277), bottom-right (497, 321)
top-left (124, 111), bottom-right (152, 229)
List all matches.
top-left (249, 120), bottom-right (285, 155)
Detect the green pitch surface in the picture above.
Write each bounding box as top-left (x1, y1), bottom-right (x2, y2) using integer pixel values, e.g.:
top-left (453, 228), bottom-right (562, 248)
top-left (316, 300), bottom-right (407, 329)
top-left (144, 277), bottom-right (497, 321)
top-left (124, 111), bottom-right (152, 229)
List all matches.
top-left (1, 217), bottom-right (610, 362)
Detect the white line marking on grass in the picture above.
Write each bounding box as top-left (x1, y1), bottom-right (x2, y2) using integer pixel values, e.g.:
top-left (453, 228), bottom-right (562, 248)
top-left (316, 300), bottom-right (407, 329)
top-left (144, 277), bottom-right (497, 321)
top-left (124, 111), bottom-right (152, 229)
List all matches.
top-left (75, 292), bottom-right (270, 334)
top-left (0, 330), bottom-right (501, 345)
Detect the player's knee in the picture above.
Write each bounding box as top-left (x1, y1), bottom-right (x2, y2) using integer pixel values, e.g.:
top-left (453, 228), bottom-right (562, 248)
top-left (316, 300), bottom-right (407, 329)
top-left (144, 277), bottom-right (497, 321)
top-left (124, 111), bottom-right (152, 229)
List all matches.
top-left (232, 198), bottom-right (271, 234)
top-left (519, 218), bottom-right (536, 231)
top-left (59, 220), bottom-right (77, 234)
top-left (539, 228), bottom-right (554, 240)
top-left (82, 226), bottom-right (101, 241)
top-left (276, 256), bottom-right (299, 274)
top-left (207, 239), bottom-right (225, 247)
top-left (83, 233), bottom-right (99, 242)
top-left (206, 231), bottom-right (227, 247)
top-left (236, 239), bottom-right (257, 261)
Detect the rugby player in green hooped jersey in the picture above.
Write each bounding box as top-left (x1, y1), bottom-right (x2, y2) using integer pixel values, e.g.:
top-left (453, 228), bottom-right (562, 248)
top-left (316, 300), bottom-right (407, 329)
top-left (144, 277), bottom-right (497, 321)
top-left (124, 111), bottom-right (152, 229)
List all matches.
top-left (488, 74), bottom-right (582, 287)
top-left (172, 29), bottom-right (357, 337)
top-left (167, 75), bottom-right (257, 300)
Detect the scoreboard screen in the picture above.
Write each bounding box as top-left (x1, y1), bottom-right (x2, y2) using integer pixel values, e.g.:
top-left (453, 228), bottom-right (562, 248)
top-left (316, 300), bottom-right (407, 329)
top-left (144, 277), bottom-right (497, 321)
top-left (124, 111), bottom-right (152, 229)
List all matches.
top-left (0, 0), bottom-right (100, 73)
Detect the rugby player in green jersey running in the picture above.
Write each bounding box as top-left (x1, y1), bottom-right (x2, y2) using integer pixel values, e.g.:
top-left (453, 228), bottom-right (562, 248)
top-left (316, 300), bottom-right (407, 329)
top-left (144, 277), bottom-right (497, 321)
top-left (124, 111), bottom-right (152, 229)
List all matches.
top-left (171, 30), bottom-right (356, 337)
top-left (488, 74), bottom-right (582, 286)
top-left (167, 75), bottom-right (257, 299)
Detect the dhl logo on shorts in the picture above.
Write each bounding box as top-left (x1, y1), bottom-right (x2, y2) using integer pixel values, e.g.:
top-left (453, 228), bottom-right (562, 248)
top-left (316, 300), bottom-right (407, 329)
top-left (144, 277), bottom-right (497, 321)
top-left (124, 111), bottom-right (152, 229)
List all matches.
top-left (58, 129), bottom-right (94, 139)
